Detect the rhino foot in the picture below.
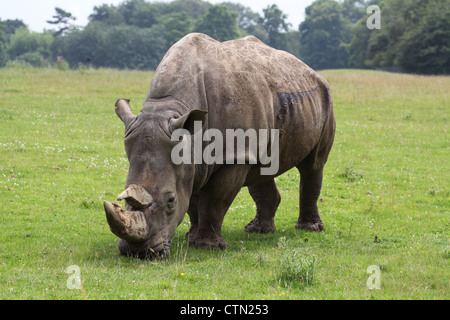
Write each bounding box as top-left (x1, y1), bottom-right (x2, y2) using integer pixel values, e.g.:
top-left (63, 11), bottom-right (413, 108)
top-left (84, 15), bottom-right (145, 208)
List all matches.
top-left (188, 233), bottom-right (227, 250)
top-left (295, 220), bottom-right (325, 232)
top-left (185, 224), bottom-right (198, 239)
top-left (245, 218), bottom-right (276, 233)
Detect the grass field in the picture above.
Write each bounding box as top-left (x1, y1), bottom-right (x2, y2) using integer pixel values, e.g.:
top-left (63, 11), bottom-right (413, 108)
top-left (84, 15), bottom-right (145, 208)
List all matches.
top-left (0, 66), bottom-right (448, 300)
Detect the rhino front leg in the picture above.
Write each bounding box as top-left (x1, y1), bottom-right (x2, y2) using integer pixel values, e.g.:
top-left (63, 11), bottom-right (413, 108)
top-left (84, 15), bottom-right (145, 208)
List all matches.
top-left (189, 165), bottom-right (250, 250)
top-left (245, 179), bottom-right (280, 233)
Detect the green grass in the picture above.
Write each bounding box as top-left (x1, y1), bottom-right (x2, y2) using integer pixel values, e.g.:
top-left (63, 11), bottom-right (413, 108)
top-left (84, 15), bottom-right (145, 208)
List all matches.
top-left (0, 66), bottom-right (448, 299)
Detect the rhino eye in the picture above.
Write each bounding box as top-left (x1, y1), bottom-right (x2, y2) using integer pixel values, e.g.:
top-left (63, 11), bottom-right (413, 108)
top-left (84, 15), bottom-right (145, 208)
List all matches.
top-left (164, 193), bottom-right (176, 210)
top-left (167, 196), bottom-right (175, 207)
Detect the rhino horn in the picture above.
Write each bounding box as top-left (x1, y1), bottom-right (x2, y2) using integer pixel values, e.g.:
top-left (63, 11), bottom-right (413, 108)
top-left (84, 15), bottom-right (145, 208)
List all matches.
top-left (115, 98), bottom-right (136, 127)
top-left (117, 184), bottom-right (153, 209)
top-left (104, 201), bottom-right (149, 242)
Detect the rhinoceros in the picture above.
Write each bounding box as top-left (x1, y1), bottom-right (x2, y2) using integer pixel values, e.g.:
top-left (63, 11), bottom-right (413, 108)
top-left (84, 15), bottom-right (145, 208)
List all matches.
top-left (103, 33), bottom-right (335, 259)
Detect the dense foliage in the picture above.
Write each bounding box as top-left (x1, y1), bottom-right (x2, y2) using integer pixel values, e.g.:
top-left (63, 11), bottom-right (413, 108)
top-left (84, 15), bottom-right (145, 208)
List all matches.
top-left (348, 0), bottom-right (450, 74)
top-left (0, 0), bottom-right (448, 74)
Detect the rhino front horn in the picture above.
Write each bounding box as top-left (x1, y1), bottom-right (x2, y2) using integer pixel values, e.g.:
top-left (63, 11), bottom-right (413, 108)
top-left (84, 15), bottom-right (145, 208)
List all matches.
top-left (117, 184), bottom-right (153, 209)
top-left (103, 201), bottom-right (149, 242)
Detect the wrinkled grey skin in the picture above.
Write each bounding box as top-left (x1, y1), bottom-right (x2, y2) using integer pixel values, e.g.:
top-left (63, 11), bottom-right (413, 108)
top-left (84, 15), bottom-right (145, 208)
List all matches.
top-left (103, 33), bottom-right (335, 259)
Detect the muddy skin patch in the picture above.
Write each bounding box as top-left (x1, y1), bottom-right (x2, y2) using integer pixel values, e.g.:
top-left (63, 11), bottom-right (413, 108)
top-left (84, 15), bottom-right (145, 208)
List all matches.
top-left (277, 86), bottom-right (320, 123)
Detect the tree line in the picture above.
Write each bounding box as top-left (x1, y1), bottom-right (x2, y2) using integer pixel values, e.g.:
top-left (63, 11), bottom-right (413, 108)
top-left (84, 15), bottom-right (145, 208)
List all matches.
top-left (0, 0), bottom-right (448, 74)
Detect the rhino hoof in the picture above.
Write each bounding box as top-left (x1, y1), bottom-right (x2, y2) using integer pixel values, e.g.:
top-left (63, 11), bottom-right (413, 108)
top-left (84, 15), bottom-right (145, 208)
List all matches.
top-left (189, 234), bottom-right (227, 250)
top-left (245, 218), bottom-right (276, 233)
top-left (295, 221), bottom-right (325, 232)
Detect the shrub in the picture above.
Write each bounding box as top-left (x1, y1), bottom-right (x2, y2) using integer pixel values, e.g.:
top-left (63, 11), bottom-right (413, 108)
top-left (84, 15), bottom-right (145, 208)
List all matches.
top-left (15, 52), bottom-right (50, 68)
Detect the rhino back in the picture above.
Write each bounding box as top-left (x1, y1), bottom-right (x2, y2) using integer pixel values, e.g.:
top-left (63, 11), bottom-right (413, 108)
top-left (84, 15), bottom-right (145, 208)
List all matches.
top-left (149, 33), bottom-right (329, 123)
top-left (148, 33), bottom-right (333, 177)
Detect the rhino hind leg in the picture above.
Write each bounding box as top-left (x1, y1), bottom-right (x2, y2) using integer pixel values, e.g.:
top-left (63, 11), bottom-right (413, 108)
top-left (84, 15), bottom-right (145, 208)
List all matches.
top-left (295, 162), bottom-right (325, 232)
top-left (245, 179), bottom-right (280, 233)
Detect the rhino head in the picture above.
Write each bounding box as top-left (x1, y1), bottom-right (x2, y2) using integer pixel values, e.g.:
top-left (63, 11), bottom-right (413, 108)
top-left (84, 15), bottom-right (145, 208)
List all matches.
top-left (103, 99), bottom-right (206, 259)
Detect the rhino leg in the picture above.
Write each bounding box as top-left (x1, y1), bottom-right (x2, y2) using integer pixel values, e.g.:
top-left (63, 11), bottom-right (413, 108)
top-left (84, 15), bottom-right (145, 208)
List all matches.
top-left (295, 162), bottom-right (325, 232)
top-left (296, 104), bottom-right (335, 232)
top-left (189, 165), bottom-right (250, 250)
top-left (185, 194), bottom-right (199, 240)
top-left (245, 179), bottom-right (280, 233)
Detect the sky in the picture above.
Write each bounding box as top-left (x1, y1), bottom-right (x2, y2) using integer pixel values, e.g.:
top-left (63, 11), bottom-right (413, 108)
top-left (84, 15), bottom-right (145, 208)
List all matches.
top-left (0, 0), bottom-right (314, 32)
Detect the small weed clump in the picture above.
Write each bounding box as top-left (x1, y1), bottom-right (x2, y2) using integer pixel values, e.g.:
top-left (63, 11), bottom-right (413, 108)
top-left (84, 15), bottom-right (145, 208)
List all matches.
top-left (277, 237), bottom-right (317, 288)
top-left (339, 163), bottom-right (364, 182)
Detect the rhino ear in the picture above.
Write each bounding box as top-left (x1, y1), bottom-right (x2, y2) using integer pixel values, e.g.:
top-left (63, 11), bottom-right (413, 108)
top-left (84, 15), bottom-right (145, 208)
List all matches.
top-left (170, 109), bottom-right (207, 134)
top-left (115, 99), bottom-right (136, 127)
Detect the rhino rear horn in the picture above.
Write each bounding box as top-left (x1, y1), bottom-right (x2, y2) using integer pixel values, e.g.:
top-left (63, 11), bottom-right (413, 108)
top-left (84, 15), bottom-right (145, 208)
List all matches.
top-left (115, 98), bottom-right (136, 127)
top-left (117, 184), bottom-right (153, 209)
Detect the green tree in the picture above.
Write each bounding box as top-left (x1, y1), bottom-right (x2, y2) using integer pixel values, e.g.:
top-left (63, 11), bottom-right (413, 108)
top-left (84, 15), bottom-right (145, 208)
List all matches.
top-left (397, 1), bottom-right (450, 74)
top-left (348, 17), bottom-right (372, 68)
top-left (163, 12), bottom-right (192, 45)
top-left (104, 25), bottom-right (166, 69)
top-left (89, 4), bottom-right (125, 25)
top-left (361, 0), bottom-right (408, 69)
top-left (260, 4), bottom-right (290, 50)
top-left (342, 0), bottom-right (369, 23)
top-left (0, 19), bottom-right (28, 66)
top-left (58, 22), bottom-right (107, 67)
top-left (222, 2), bottom-right (266, 40)
top-left (164, 0), bottom-right (210, 20)
top-left (60, 22), bottom-right (166, 70)
top-left (347, 0), bottom-right (449, 74)
top-left (194, 4), bottom-right (240, 41)
top-left (1, 19), bottom-right (27, 36)
top-left (299, 0), bottom-right (351, 69)
top-left (7, 27), bottom-right (53, 67)
top-left (0, 23), bottom-right (7, 66)
top-left (118, 0), bottom-right (160, 28)
top-left (46, 7), bottom-right (77, 36)
top-left (284, 31), bottom-right (301, 58)
top-left (7, 28), bottom-right (53, 62)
